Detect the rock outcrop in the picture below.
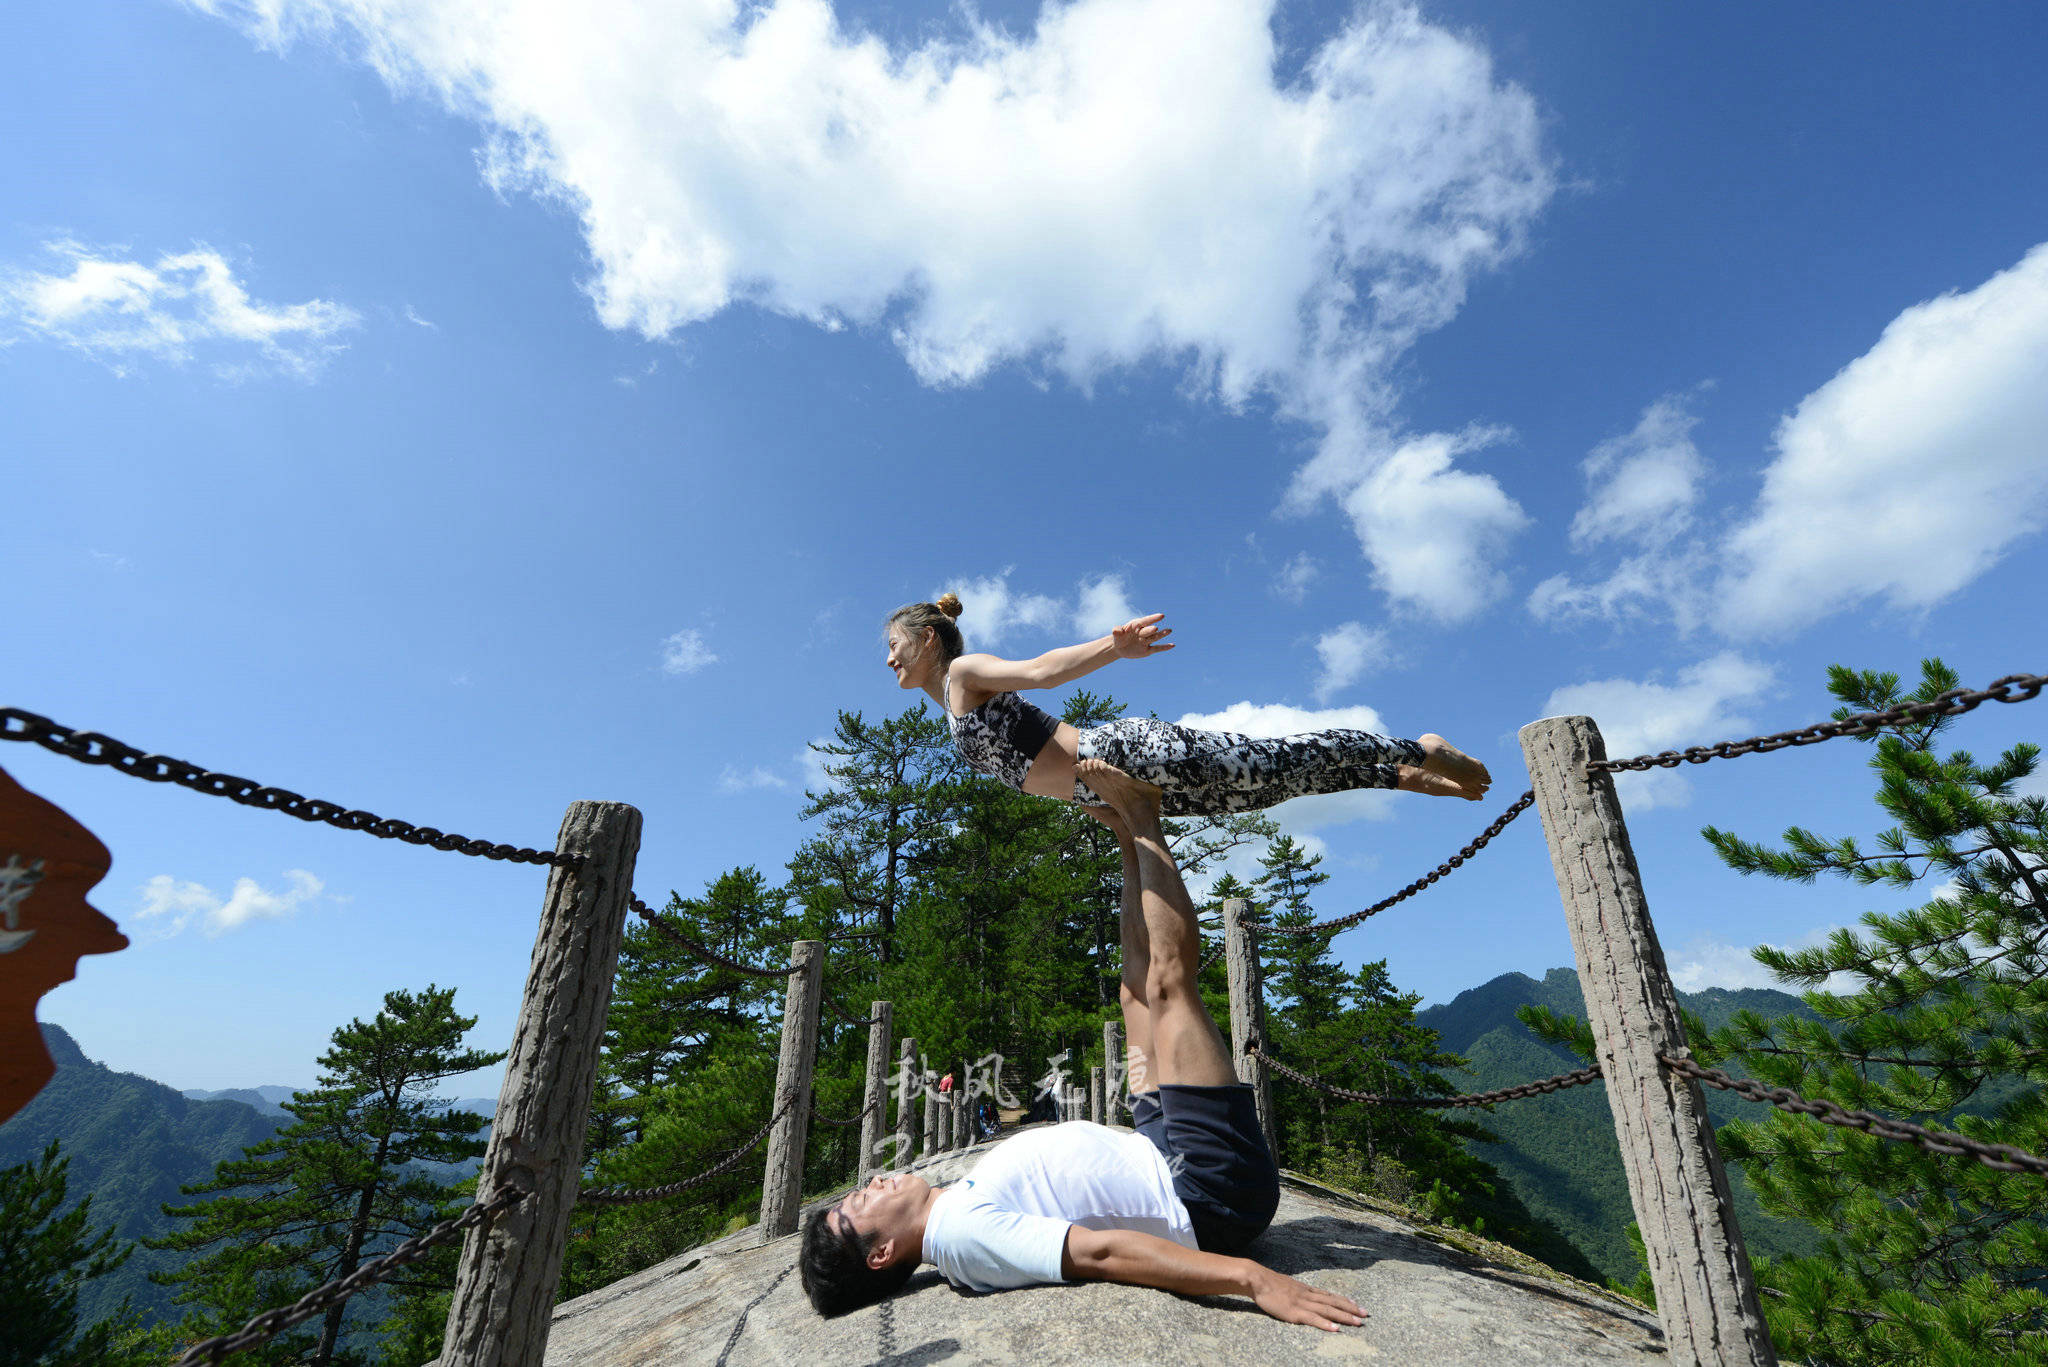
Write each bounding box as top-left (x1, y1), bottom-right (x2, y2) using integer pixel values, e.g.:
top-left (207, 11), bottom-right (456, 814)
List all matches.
top-left (488, 1128), bottom-right (1664, 1366)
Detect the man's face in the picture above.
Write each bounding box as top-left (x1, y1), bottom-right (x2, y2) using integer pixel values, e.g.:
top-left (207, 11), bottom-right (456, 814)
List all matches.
top-left (834, 1170), bottom-right (930, 1268)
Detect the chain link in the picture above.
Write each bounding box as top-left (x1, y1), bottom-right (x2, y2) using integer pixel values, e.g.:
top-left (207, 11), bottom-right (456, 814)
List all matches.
top-left (822, 992), bottom-right (887, 1028)
top-left (812, 1095), bottom-right (880, 1128)
top-left (577, 1097), bottom-right (796, 1206)
top-left (1, 709), bottom-right (576, 868)
top-left (633, 897), bottom-right (805, 978)
top-left (1590, 672), bottom-right (2046, 775)
top-left (1661, 1055), bottom-right (2048, 1177)
top-left (1252, 1045), bottom-right (1602, 1108)
top-left (172, 1187), bottom-right (525, 1366)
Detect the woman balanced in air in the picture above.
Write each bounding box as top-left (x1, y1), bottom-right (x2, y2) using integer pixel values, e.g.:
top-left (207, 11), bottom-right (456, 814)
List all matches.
top-left (885, 595), bottom-right (1490, 818)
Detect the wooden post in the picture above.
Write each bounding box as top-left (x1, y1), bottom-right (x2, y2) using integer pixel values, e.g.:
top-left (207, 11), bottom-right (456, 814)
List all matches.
top-left (1089, 1066), bottom-right (1104, 1125)
top-left (857, 1002), bottom-right (892, 1185)
top-left (894, 1037), bottom-right (919, 1170)
top-left (1103, 1020), bottom-right (1124, 1125)
top-left (1521, 717), bottom-right (1777, 1367)
top-left (952, 1062), bottom-right (968, 1150)
top-left (757, 940), bottom-right (824, 1241)
top-left (1223, 897), bottom-right (1278, 1161)
top-left (441, 801), bottom-right (640, 1367)
top-left (923, 1071), bottom-right (941, 1160)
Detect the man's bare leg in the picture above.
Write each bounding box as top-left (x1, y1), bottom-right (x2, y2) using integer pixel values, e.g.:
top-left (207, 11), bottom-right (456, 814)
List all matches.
top-left (1084, 804), bottom-right (1156, 1098)
top-left (1078, 760), bottom-right (1236, 1089)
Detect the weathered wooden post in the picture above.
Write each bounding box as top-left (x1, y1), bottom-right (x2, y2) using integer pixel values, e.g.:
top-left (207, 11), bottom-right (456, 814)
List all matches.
top-left (1103, 1020), bottom-right (1124, 1125)
top-left (441, 801), bottom-right (640, 1367)
top-left (952, 1061), bottom-right (968, 1150)
top-left (1521, 717), bottom-right (1777, 1367)
top-left (936, 1084), bottom-right (952, 1152)
top-left (894, 1037), bottom-right (919, 1170)
top-left (923, 1070), bottom-right (941, 1160)
top-left (857, 1002), bottom-right (892, 1185)
top-left (757, 940), bottom-right (824, 1241)
top-left (1223, 897), bottom-right (1278, 1161)
top-left (1089, 1066), bottom-right (1104, 1124)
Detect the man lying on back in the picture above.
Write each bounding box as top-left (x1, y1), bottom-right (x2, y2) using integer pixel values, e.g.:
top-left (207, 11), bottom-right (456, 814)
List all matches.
top-left (799, 760), bottom-right (1367, 1333)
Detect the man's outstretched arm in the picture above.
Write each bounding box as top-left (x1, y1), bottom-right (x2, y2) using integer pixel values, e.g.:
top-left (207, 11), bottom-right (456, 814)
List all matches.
top-left (1060, 1226), bottom-right (1366, 1332)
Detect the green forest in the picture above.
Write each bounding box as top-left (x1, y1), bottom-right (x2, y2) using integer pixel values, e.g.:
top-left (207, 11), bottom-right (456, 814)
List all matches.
top-left (9, 660), bottom-right (2047, 1365)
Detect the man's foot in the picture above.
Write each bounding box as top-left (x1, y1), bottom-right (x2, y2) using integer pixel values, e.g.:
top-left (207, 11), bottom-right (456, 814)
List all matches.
top-left (1412, 735), bottom-right (1492, 800)
top-left (1080, 802), bottom-right (1129, 838)
top-left (1076, 758), bottom-right (1163, 828)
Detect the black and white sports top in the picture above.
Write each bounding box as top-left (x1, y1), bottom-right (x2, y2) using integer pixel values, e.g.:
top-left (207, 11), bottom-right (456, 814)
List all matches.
top-left (944, 672), bottom-right (1061, 788)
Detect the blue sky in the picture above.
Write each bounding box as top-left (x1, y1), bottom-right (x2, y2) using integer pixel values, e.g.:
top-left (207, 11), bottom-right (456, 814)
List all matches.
top-left (7, 0), bottom-right (2046, 1096)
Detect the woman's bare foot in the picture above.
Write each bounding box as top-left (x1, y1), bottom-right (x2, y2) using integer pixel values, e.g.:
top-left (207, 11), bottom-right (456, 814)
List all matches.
top-left (1080, 802), bottom-right (1129, 838)
top-left (1076, 758), bottom-right (1163, 827)
top-left (1410, 735), bottom-right (1492, 800)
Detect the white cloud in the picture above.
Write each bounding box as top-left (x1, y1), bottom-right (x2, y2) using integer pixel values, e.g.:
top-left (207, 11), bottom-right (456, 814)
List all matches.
top-left (1312, 621), bottom-right (1389, 701)
top-left (659, 628), bottom-right (718, 675)
top-left (1272, 552), bottom-right (1318, 604)
top-left (1540, 654), bottom-right (1775, 810)
top-left (136, 869), bottom-right (324, 938)
top-left (1716, 242), bottom-right (2048, 635)
top-left (1073, 574), bottom-right (1136, 638)
top-left (940, 570), bottom-right (1064, 649)
top-left (718, 764), bottom-right (787, 792)
top-left (403, 302), bottom-right (437, 328)
top-left (1570, 393), bottom-right (1707, 550)
top-left (1318, 425), bottom-right (1530, 621)
top-left (799, 737), bottom-right (836, 793)
top-left (1668, 927), bottom-right (1859, 997)
top-left (3, 240), bottom-right (357, 377)
top-left (196, 0), bottom-right (1554, 616)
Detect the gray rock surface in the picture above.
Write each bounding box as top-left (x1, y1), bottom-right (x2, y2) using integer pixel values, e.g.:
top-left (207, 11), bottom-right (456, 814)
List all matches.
top-left (485, 1131), bottom-right (1664, 1365)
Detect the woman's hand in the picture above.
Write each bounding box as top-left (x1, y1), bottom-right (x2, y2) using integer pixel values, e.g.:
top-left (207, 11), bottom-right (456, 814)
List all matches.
top-left (1247, 1266), bottom-right (1368, 1331)
top-left (1110, 613), bottom-right (1174, 660)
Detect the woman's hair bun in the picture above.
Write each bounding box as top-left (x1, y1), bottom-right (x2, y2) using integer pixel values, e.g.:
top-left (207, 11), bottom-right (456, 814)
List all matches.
top-left (934, 592), bottom-right (964, 619)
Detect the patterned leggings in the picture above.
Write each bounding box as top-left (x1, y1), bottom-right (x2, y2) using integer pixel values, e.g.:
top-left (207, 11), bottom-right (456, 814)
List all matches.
top-left (1073, 717), bottom-right (1425, 817)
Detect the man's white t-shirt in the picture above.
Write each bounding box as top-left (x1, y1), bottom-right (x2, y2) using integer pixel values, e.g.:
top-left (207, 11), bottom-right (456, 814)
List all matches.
top-left (921, 1121), bottom-right (1195, 1293)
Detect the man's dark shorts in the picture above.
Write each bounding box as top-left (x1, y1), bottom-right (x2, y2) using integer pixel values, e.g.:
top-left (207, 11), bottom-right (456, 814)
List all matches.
top-left (1130, 1083), bottom-right (1279, 1253)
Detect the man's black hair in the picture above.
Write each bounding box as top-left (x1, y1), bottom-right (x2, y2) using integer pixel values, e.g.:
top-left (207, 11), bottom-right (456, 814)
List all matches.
top-left (800, 1202), bottom-right (916, 1316)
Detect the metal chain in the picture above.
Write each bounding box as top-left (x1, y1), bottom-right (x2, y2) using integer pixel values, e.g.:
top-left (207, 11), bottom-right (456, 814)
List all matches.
top-left (812, 1095), bottom-right (880, 1128)
top-left (1661, 1055), bottom-right (2048, 1177)
top-left (1266, 790), bottom-right (1537, 940)
top-left (172, 1187), bottom-right (525, 1366)
top-left (577, 1097), bottom-right (796, 1206)
top-left (712, 1261), bottom-right (795, 1367)
top-left (1252, 1045), bottom-right (1603, 1109)
top-left (1591, 672), bottom-right (2046, 775)
top-left (1, 709), bottom-right (576, 868)
top-left (633, 897), bottom-right (805, 978)
top-left (823, 992), bottom-right (886, 1028)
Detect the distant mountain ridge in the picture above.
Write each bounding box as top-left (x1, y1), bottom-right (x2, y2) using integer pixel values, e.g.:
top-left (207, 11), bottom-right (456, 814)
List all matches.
top-left (1415, 967), bottom-right (1825, 1283)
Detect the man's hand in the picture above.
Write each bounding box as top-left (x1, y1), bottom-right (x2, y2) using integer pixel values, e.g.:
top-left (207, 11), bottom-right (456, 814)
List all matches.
top-left (1247, 1265), bottom-right (1368, 1331)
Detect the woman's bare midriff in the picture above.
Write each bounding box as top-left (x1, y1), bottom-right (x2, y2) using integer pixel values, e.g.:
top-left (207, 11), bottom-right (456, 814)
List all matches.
top-left (1019, 721), bottom-right (1081, 800)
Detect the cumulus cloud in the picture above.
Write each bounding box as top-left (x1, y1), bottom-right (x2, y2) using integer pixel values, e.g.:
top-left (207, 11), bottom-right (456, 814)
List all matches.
top-left (1540, 654), bottom-right (1774, 809)
top-left (718, 764), bottom-right (787, 792)
top-left (1312, 621), bottom-right (1389, 701)
top-left (1530, 391), bottom-right (1712, 631)
top-left (1668, 927), bottom-right (1859, 997)
top-left (1073, 574), bottom-right (1137, 638)
top-left (1716, 242), bottom-right (2048, 635)
top-left (660, 628), bottom-right (718, 675)
top-left (1307, 425), bottom-right (1530, 621)
top-left (194, 0), bottom-right (1554, 616)
top-left (136, 869), bottom-right (324, 938)
top-left (940, 570), bottom-right (1064, 649)
top-left (1272, 552), bottom-right (1318, 604)
top-left (2, 240), bottom-right (357, 377)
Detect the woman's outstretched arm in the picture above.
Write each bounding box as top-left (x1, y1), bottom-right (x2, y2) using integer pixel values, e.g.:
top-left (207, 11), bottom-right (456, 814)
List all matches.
top-left (949, 615), bottom-right (1174, 695)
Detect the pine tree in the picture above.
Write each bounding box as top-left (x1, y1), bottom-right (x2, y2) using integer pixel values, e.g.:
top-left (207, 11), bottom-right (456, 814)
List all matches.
top-left (1695, 659), bottom-right (2048, 1365)
top-left (149, 986), bottom-right (504, 1367)
top-left (0, 1140), bottom-right (165, 1366)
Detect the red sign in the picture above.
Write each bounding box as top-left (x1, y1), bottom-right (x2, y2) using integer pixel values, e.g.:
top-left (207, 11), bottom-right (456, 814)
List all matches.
top-left (0, 764), bottom-right (128, 1124)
